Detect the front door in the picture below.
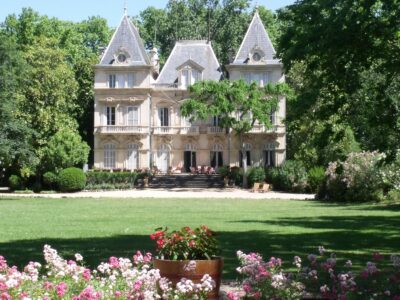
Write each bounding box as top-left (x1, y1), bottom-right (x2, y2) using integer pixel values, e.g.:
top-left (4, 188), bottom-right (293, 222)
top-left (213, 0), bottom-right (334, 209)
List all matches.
top-left (184, 151), bottom-right (197, 172)
top-left (210, 151), bottom-right (223, 169)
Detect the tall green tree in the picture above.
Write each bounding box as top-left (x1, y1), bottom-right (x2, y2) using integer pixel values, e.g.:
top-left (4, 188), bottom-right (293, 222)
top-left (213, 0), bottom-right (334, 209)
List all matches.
top-left (0, 34), bottom-right (38, 179)
top-left (181, 80), bottom-right (289, 187)
top-left (278, 0), bottom-right (400, 165)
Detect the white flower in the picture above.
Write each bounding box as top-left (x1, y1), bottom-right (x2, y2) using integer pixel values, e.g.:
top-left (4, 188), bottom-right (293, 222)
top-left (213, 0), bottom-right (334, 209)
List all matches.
top-left (75, 253), bottom-right (83, 261)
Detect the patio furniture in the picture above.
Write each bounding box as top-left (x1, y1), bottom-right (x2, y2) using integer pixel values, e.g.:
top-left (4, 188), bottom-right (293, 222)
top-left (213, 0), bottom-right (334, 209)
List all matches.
top-left (251, 182), bottom-right (262, 192)
top-left (261, 183), bottom-right (270, 193)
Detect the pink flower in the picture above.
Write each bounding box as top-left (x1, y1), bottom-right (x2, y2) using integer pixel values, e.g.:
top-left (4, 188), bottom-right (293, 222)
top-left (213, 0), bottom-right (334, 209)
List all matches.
top-left (82, 268), bottom-right (91, 281)
top-left (115, 291), bottom-right (122, 298)
top-left (56, 282), bottom-right (68, 297)
top-left (109, 257), bottom-right (119, 268)
top-left (0, 257), bottom-right (8, 272)
top-left (43, 281), bottom-right (53, 290)
top-left (226, 291), bottom-right (239, 300)
top-left (134, 280), bottom-right (143, 291)
top-left (0, 283), bottom-right (7, 291)
top-left (1, 292), bottom-right (11, 300)
top-left (372, 252), bottom-right (383, 261)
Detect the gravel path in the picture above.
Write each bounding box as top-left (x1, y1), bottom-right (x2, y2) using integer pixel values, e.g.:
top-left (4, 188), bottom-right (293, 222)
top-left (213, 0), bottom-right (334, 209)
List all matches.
top-left (0, 188), bottom-right (314, 200)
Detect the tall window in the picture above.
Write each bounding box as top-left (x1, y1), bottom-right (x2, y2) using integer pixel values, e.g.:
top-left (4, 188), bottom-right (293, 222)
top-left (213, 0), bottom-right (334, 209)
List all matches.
top-left (106, 107), bottom-right (116, 125)
top-left (210, 144), bottom-right (223, 168)
top-left (181, 69), bottom-right (189, 88)
top-left (264, 143), bottom-right (276, 167)
top-left (104, 144), bottom-right (116, 169)
top-left (239, 143), bottom-right (252, 167)
top-left (159, 108), bottom-right (169, 127)
top-left (127, 106), bottom-right (139, 126)
top-left (191, 69), bottom-right (201, 84)
top-left (269, 110), bottom-right (276, 125)
top-left (117, 74), bottom-right (125, 88)
top-left (108, 74), bottom-right (116, 88)
top-left (126, 144), bottom-right (139, 170)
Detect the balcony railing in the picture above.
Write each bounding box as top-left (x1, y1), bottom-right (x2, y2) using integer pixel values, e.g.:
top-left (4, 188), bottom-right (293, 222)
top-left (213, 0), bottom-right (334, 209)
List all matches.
top-left (95, 126), bottom-right (149, 134)
top-left (249, 125), bottom-right (285, 134)
top-left (180, 126), bottom-right (199, 135)
top-left (153, 126), bottom-right (180, 134)
top-left (207, 126), bottom-right (225, 134)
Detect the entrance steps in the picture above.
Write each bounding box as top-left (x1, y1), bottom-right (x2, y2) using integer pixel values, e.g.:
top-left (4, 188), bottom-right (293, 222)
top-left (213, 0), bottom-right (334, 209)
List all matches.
top-left (148, 174), bottom-right (224, 189)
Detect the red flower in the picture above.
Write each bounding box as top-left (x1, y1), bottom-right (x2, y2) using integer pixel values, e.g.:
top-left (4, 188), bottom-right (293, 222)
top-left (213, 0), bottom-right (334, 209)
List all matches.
top-left (189, 240), bottom-right (195, 247)
top-left (156, 239), bottom-right (165, 248)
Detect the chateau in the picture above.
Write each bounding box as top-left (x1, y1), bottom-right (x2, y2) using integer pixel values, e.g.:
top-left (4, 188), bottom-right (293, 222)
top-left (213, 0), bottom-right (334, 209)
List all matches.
top-left (93, 11), bottom-right (286, 173)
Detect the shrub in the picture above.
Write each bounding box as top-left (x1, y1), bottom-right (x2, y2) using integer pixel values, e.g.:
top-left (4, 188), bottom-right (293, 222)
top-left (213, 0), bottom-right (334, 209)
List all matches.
top-left (41, 128), bottom-right (90, 173)
top-left (265, 160), bottom-right (308, 192)
top-left (320, 151), bottom-right (385, 202)
top-left (381, 150), bottom-right (400, 191)
top-left (58, 167), bottom-right (86, 192)
top-left (8, 175), bottom-right (24, 191)
top-left (307, 166), bottom-right (325, 193)
top-left (247, 167), bottom-right (266, 187)
top-left (42, 171), bottom-right (58, 190)
top-left (229, 167), bottom-right (243, 187)
top-left (85, 171), bottom-right (138, 190)
top-left (217, 165), bottom-right (230, 177)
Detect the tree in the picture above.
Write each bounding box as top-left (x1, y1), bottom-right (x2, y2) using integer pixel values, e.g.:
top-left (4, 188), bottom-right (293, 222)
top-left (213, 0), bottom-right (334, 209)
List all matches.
top-left (41, 128), bottom-right (90, 173)
top-left (277, 0), bottom-right (400, 165)
top-left (0, 34), bottom-right (38, 180)
top-left (181, 80), bottom-right (289, 187)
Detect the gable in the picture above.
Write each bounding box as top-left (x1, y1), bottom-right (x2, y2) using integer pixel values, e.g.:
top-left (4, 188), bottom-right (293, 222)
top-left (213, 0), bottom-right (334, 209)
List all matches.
top-left (100, 16), bottom-right (150, 66)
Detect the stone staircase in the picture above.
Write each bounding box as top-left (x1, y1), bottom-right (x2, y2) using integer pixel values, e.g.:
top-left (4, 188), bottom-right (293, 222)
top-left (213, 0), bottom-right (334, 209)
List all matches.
top-left (148, 174), bottom-right (225, 189)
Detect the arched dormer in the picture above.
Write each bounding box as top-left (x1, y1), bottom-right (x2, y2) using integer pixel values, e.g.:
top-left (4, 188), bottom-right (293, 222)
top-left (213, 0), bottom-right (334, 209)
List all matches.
top-left (176, 59), bottom-right (204, 88)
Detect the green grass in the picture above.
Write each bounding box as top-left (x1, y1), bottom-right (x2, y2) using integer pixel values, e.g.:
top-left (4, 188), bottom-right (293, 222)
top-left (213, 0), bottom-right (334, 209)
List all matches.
top-left (0, 197), bottom-right (399, 278)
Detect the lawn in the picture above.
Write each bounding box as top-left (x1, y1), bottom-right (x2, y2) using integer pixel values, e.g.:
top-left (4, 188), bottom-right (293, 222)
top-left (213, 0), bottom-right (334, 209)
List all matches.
top-left (0, 197), bottom-right (399, 278)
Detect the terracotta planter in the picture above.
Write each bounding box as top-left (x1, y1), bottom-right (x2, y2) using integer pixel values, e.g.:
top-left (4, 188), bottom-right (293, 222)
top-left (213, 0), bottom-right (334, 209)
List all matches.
top-left (153, 257), bottom-right (223, 300)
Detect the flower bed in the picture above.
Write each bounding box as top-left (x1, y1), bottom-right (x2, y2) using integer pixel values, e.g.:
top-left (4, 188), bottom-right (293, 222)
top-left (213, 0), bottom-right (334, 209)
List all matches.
top-left (228, 247), bottom-right (400, 300)
top-left (0, 245), bottom-right (215, 300)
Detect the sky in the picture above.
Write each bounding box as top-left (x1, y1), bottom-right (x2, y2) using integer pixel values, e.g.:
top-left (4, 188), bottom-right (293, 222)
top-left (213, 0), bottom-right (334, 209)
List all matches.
top-left (0, 0), bottom-right (295, 27)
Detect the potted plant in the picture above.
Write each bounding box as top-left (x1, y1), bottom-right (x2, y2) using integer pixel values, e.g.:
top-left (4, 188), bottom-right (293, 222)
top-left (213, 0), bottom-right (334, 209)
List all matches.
top-left (151, 226), bottom-right (223, 300)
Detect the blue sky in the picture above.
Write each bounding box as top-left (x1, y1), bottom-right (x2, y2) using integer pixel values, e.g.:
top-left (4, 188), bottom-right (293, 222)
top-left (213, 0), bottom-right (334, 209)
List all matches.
top-left (0, 0), bottom-right (295, 28)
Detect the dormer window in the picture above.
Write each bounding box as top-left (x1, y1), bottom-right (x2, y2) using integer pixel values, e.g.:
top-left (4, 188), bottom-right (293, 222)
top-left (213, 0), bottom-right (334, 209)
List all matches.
top-left (176, 59), bottom-right (204, 88)
top-left (113, 48), bottom-right (130, 65)
top-left (249, 46), bottom-right (265, 64)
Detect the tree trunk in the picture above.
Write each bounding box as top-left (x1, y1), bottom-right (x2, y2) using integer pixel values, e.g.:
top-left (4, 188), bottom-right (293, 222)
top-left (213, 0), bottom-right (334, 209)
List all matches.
top-left (240, 134), bottom-right (248, 189)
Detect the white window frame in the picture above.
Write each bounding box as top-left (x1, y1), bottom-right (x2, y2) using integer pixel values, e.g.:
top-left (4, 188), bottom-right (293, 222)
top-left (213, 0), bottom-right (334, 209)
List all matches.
top-left (264, 143), bottom-right (276, 167)
top-left (243, 72), bottom-right (270, 86)
top-left (126, 143), bottom-right (139, 170)
top-left (180, 66), bottom-right (202, 88)
top-left (108, 74), bottom-right (116, 88)
top-left (106, 106), bottom-right (116, 126)
top-left (158, 107), bottom-right (169, 127)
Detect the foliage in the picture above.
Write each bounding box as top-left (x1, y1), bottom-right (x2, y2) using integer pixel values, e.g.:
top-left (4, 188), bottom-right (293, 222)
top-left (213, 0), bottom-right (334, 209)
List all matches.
top-left (150, 226), bottom-right (220, 260)
top-left (0, 34), bottom-right (38, 178)
top-left (8, 175), bottom-right (24, 191)
top-left (278, 0), bottom-right (400, 166)
top-left (217, 165), bottom-right (230, 177)
top-left (85, 171), bottom-right (138, 190)
top-left (381, 150), bottom-right (400, 191)
top-left (265, 160), bottom-right (308, 192)
top-left (0, 245), bottom-right (215, 300)
top-left (307, 166), bottom-right (325, 193)
top-left (181, 79), bottom-right (288, 187)
top-left (320, 151), bottom-right (385, 202)
top-left (57, 167), bottom-right (86, 192)
top-left (42, 171), bottom-right (58, 190)
top-left (41, 128), bottom-right (90, 173)
top-left (229, 167), bottom-right (244, 187)
top-left (230, 249), bottom-right (400, 300)
top-left (247, 167), bottom-right (266, 187)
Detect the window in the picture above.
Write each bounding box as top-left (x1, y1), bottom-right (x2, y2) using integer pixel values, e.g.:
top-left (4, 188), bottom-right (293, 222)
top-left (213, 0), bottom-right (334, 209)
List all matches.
top-left (104, 144), bottom-right (116, 169)
top-left (243, 72), bottom-right (269, 86)
top-left (117, 74), bottom-right (125, 88)
top-left (210, 144), bottom-right (223, 168)
top-left (269, 110), bottom-right (276, 125)
top-left (117, 53), bottom-right (127, 63)
top-left (126, 144), bottom-right (139, 170)
top-left (264, 143), bottom-right (276, 167)
top-left (159, 108), bottom-right (169, 127)
top-left (212, 116), bottom-right (221, 127)
top-left (106, 107), bottom-right (116, 125)
top-left (127, 106), bottom-right (139, 126)
top-left (239, 143), bottom-right (252, 167)
top-left (181, 67), bottom-right (202, 88)
top-left (109, 74), bottom-right (116, 88)
top-left (128, 73), bottom-right (135, 88)
top-left (252, 52), bottom-right (262, 62)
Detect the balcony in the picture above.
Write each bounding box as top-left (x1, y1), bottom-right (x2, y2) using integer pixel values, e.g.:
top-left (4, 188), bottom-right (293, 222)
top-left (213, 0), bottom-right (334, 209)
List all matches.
top-left (249, 125), bottom-right (285, 134)
top-left (180, 126), bottom-right (199, 135)
top-left (153, 126), bottom-right (180, 135)
top-left (95, 126), bottom-right (149, 134)
top-left (207, 126), bottom-right (225, 134)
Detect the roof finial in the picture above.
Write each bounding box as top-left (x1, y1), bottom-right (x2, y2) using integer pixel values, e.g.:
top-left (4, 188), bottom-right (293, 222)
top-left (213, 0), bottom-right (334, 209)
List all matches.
top-left (255, 0), bottom-right (259, 12)
top-left (124, 0), bottom-right (128, 16)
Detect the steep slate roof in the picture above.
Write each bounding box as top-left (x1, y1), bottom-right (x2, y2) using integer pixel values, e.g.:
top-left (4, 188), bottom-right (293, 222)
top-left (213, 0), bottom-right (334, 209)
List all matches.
top-left (232, 11), bottom-right (280, 65)
top-left (99, 15), bottom-right (150, 66)
top-left (156, 40), bottom-right (222, 85)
